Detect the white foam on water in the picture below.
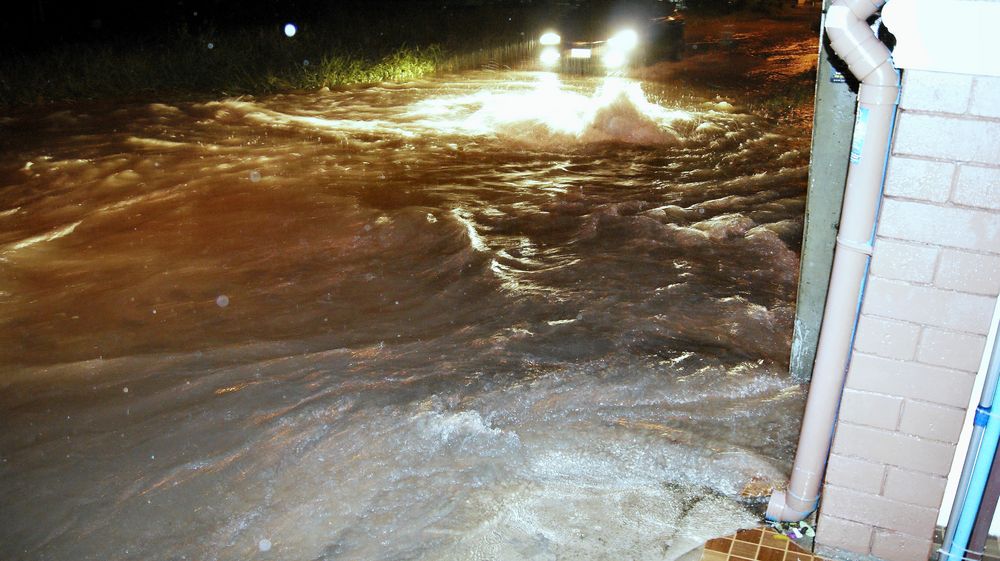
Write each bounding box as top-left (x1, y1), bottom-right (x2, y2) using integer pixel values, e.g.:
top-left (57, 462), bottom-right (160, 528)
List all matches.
top-left (406, 74), bottom-right (692, 146)
top-left (6, 220), bottom-right (83, 252)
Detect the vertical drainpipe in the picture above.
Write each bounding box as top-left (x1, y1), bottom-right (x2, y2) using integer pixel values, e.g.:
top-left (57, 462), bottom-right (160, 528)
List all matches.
top-left (767, 0), bottom-right (899, 522)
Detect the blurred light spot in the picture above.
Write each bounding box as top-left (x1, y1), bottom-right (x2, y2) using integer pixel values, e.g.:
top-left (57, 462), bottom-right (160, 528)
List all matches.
top-left (249, 170), bottom-right (262, 182)
top-left (303, 59), bottom-right (310, 67)
top-left (284, 23), bottom-right (297, 37)
top-left (207, 42), bottom-right (214, 50)
top-left (259, 539), bottom-right (272, 552)
top-left (539, 32), bottom-right (561, 45)
top-left (603, 49), bottom-right (627, 69)
top-left (123, 387), bottom-right (129, 393)
top-left (609, 29), bottom-right (639, 51)
top-left (540, 46), bottom-right (560, 66)
top-left (216, 295), bottom-right (230, 308)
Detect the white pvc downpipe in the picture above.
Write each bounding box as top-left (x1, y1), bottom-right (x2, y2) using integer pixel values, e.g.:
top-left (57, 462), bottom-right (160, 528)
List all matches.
top-left (767, 0), bottom-right (900, 522)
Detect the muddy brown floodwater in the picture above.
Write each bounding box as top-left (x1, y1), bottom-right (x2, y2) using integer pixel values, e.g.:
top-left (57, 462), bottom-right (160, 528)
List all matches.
top-left (1, 71), bottom-right (810, 560)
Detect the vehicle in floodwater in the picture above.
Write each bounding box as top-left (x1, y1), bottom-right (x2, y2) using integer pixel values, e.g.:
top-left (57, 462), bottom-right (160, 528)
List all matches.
top-left (537, 0), bottom-right (686, 73)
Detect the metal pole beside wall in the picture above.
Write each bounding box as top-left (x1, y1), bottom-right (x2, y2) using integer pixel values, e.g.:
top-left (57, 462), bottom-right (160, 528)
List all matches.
top-left (788, 0), bottom-right (856, 382)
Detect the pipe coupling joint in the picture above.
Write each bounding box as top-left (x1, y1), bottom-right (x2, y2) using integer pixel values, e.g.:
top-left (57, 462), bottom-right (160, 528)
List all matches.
top-left (836, 235), bottom-right (874, 255)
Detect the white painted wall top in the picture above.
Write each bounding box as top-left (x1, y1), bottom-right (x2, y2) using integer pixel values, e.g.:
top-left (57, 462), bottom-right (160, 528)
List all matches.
top-left (883, 0), bottom-right (1000, 77)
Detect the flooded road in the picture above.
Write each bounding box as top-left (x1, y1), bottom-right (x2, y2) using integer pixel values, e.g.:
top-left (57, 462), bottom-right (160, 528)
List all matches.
top-left (0, 72), bottom-right (808, 560)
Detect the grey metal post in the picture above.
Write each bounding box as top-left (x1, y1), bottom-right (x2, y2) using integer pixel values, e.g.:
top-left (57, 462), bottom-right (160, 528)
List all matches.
top-left (789, 0), bottom-right (856, 382)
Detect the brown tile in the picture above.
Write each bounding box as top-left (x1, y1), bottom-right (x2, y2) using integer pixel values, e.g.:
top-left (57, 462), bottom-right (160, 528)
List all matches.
top-left (761, 531), bottom-right (790, 550)
top-left (732, 558), bottom-right (756, 561)
top-left (731, 540), bottom-right (759, 559)
top-left (700, 550), bottom-right (729, 561)
top-left (785, 552), bottom-right (814, 561)
top-left (756, 546), bottom-right (785, 561)
top-left (705, 537), bottom-right (732, 553)
top-left (787, 539), bottom-right (811, 554)
top-left (736, 528), bottom-right (763, 544)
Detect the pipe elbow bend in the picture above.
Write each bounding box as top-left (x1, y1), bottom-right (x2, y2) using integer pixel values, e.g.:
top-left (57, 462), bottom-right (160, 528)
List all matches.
top-left (765, 490), bottom-right (815, 523)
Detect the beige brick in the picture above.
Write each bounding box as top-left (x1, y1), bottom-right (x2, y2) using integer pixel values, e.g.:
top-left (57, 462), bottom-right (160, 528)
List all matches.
top-left (894, 112), bottom-right (1000, 165)
top-left (871, 529), bottom-right (935, 561)
top-left (839, 389), bottom-right (903, 430)
top-left (821, 484), bottom-right (939, 539)
top-left (832, 422), bottom-right (956, 475)
top-left (899, 399), bottom-right (968, 443)
top-left (917, 327), bottom-right (988, 372)
top-left (878, 198), bottom-right (1000, 254)
top-left (825, 453), bottom-right (886, 494)
top-left (816, 514), bottom-right (873, 553)
top-left (854, 314), bottom-right (922, 361)
top-left (970, 76), bottom-right (1000, 119)
top-left (954, 164), bottom-right (1000, 211)
top-left (900, 70), bottom-right (973, 114)
top-left (883, 467), bottom-right (948, 508)
top-left (847, 353), bottom-right (976, 409)
top-left (884, 157), bottom-right (954, 203)
top-left (862, 277), bottom-right (995, 335)
top-left (870, 239), bottom-right (939, 284)
top-left (935, 249), bottom-right (1000, 295)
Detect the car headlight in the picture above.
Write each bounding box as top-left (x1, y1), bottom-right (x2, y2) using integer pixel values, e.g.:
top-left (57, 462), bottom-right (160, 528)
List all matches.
top-left (608, 29), bottom-right (639, 52)
top-left (540, 32), bottom-right (561, 46)
top-left (540, 46), bottom-right (560, 66)
top-left (602, 49), bottom-right (627, 68)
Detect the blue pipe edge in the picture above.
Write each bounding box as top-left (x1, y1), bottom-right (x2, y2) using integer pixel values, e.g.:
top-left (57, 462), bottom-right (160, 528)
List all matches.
top-left (947, 406), bottom-right (1000, 560)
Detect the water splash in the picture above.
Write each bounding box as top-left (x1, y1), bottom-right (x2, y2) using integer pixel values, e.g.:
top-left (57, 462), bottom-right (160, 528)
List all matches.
top-left (408, 74), bottom-right (692, 145)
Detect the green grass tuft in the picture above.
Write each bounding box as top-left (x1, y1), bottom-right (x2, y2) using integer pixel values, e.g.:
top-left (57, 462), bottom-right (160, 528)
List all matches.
top-left (0, 27), bottom-right (453, 107)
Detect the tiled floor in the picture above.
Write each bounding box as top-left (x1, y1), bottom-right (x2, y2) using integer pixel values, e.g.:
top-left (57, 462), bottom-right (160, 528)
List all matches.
top-left (699, 527), bottom-right (827, 561)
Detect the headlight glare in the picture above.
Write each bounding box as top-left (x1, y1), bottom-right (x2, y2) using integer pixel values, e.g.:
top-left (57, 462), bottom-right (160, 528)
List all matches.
top-left (608, 29), bottom-right (639, 51)
top-left (540, 32), bottom-right (561, 46)
top-left (540, 46), bottom-right (560, 66)
top-left (603, 49), bottom-right (627, 68)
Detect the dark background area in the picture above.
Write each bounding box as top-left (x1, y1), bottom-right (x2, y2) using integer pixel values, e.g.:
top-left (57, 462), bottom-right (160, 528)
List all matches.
top-left (2, 1), bottom-right (544, 54)
top-left (2, 0), bottom-right (753, 55)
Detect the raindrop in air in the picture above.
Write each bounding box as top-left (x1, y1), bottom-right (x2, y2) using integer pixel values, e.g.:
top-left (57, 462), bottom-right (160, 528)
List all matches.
top-left (216, 295), bottom-right (230, 308)
top-left (303, 59), bottom-right (310, 67)
top-left (258, 539), bottom-right (272, 552)
top-left (249, 170), bottom-right (262, 182)
top-left (207, 42), bottom-right (214, 50)
top-left (284, 23), bottom-right (297, 37)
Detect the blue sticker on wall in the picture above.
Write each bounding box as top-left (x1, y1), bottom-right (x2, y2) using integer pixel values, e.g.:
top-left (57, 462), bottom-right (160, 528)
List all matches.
top-left (850, 107), bottom-right (869, 164)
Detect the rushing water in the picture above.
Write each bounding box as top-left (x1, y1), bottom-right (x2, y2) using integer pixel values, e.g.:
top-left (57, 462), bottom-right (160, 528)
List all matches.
top-left (0, 72), bottom-right (808, 561)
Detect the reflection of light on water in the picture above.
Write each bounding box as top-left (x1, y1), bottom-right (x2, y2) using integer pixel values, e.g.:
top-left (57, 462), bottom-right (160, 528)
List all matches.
top-left (7, 220), bottom-right (83, 252)
top-left (202, 74), bottom-right (699, 147)
top-left (451, 208), bottom-right (487, 252)
top-left (407, 73), bottom-right (692, 144)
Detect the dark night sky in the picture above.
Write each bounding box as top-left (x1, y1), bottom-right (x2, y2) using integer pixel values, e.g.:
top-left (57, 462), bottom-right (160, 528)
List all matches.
top-left (1, 0), bottom-right (545, 51)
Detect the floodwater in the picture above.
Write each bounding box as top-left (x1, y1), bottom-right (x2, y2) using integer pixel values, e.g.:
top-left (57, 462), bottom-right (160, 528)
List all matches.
top-left (0, 72), bottom-right (809, 561)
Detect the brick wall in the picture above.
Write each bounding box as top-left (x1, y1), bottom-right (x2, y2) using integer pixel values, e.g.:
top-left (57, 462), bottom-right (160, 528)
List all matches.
top-left (814, 70), bottom-right (1000, 561)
